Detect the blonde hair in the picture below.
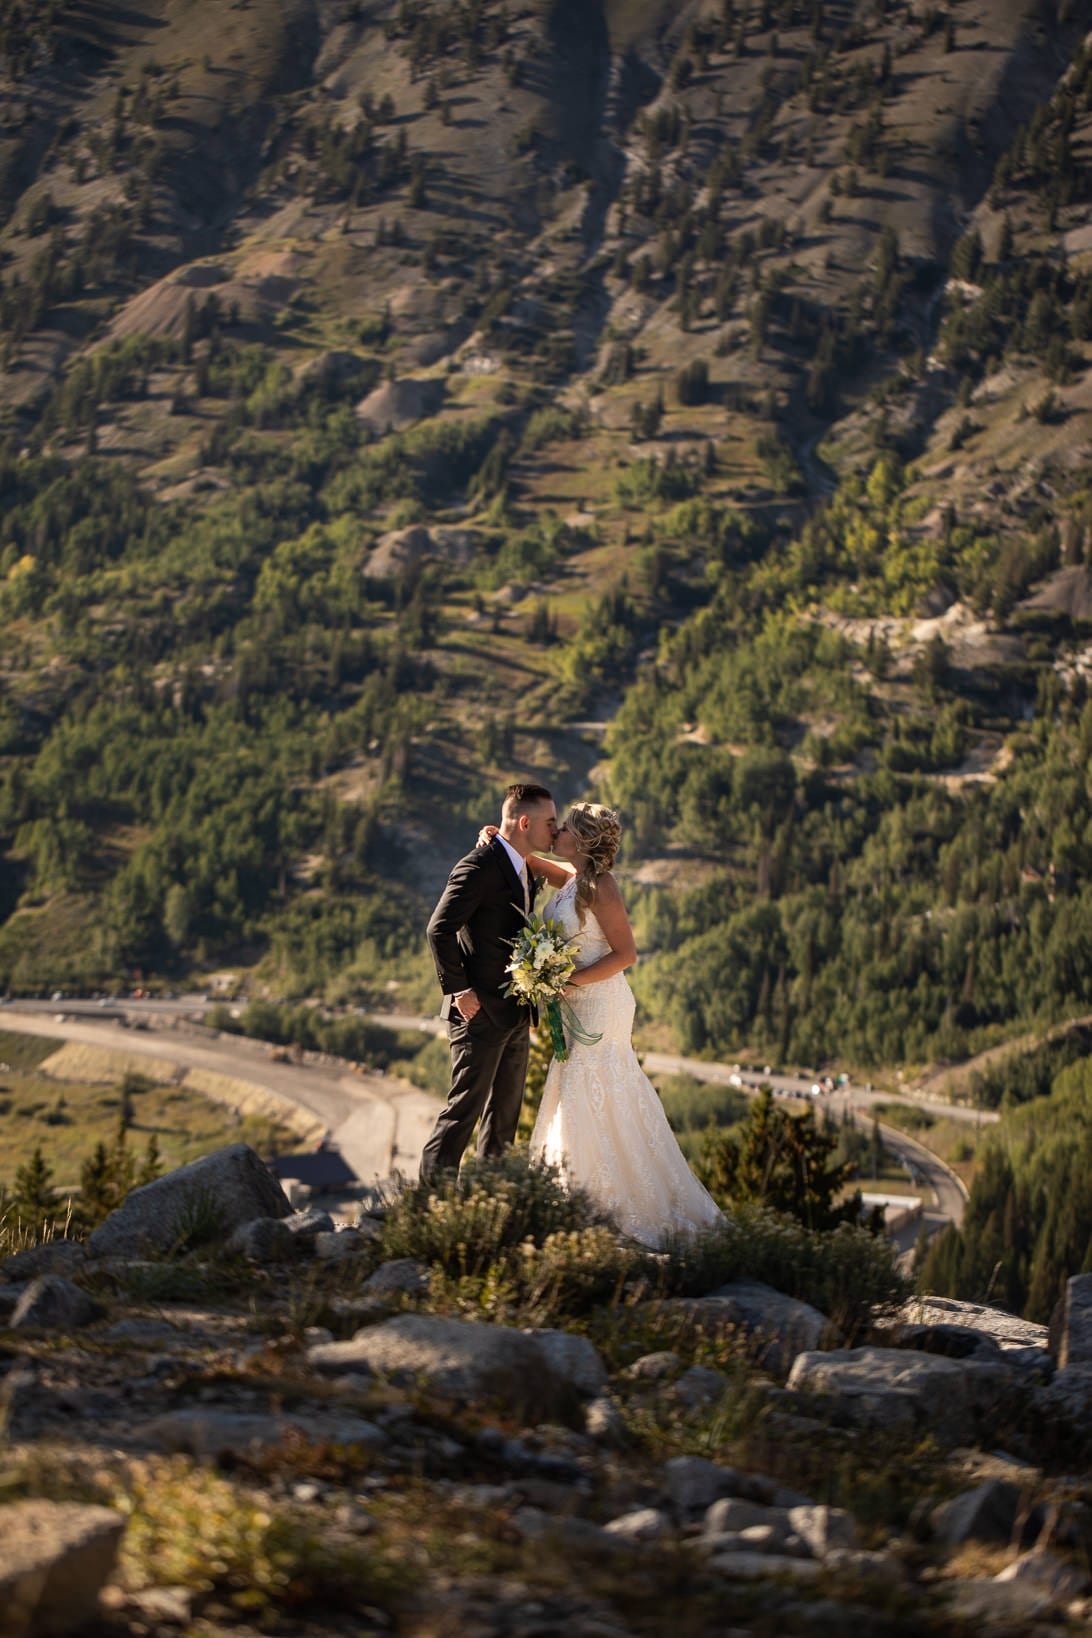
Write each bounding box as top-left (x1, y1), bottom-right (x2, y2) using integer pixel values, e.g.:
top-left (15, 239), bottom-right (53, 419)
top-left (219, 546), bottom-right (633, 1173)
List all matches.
top-left (565, 802), bottom-right (621, 923)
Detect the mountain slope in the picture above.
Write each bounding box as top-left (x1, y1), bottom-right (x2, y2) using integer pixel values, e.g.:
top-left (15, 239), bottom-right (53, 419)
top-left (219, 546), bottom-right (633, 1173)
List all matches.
top-left (0, 0), bottom-right (1089, 1076)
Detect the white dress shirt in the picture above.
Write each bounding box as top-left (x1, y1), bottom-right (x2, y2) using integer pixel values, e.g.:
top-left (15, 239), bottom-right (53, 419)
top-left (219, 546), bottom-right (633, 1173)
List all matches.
top-left (495, 832), bottom-right (529, 910)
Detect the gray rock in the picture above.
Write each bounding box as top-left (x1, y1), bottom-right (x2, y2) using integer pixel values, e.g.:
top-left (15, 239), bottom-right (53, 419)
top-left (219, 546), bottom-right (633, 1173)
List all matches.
top-left (359, 1258), bottom-right (430, 1298)
top-left (314, 1229), bottom-right (366, 1262)
top-left (671, 1364), bottom-right (731, 1407)
top-left (603, 1507), bottom-right (669, 1541)
top-left (11, 1276), bottom-right (102, 1332)
top-left (1033, 1363), bottom-right (1092, 1430)
top-left (787, 1504), bottom-right (859, 1558)
top-left (625, 1350), bottom-right (682, 1381)
top-left (584, 1396), bottom-right (627, 1444)
top-left (704, 1498), bottom-right (788, 1538)
top-left (101, 1318), bottom-right (180, 1343)
top-left (307, 1314), bottom-right (605, 1418)
top-left (946, 1579), bottom-right (1055, 1623)
top-left (527, 1329), bottom-right (607, 1396)
top-left (1001, 1345), bottom-right (1054, 1376)
top-left (226, 1216), bottom-right (295, 1262)
top-left (134, 1408), bottom-right (386, 1458)
top-left (350, 1214), bottom-right (385, 1243)
top-left (89, 1143), bottom-right (290, 1259)
top-left (893, 1323), bottom-right (1003, 1362)
top-left (511, 1507), bottom-right (632, 1554)
top-left (663, 1455), bottom-right (747, 1517)
top-left (1049, 1273), bottom-right (1092, 1367)
top-left (787, 1347), bottom-right (1017, 1441)
top-left (1, 1239), bottom-right (88, 1283)
top-left (994, 1547), bottom-right (1088, 1598)
top-left (902, 1296), bottom-right (1048, 1355)
top-left (931, 1480), bottom-right (1025, 1547)
top-left (283, 1207), bottom-right (336, 1242)
top-left (0, 1283), bottom-right (24, 1316)
top-left (0, 1499), bottom-right (125, 1638)
top-left (660, 1281), bottom-right (835, 1377)
top-left (823, 1548), bottom-right (903, 1584)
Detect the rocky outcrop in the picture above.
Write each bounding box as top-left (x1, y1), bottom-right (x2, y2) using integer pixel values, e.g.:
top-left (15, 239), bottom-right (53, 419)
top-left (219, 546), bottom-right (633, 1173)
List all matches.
top-left (89, 1143), bottom-right (291, 1259)
top-left (364, 525), bottom-right (480, 580)
top-left (654, 1280), bottom-right (835, 1377)
top-left (354, 375), bottom-right (444, 434)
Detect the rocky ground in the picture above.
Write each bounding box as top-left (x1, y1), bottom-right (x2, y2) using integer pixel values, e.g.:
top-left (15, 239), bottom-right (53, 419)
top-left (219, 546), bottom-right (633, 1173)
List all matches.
top-left (4, 1145), bottom-right (1092, 1637)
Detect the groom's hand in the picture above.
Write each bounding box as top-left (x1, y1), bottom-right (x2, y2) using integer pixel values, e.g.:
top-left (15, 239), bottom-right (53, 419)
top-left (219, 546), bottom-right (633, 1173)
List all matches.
top-left (453, 988), bottom-right (481, 1021)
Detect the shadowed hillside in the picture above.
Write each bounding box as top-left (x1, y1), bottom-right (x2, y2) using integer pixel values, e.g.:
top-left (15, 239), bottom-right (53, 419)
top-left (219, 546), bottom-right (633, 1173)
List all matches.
top-left (0, 0), bottom-right (1089, 1091)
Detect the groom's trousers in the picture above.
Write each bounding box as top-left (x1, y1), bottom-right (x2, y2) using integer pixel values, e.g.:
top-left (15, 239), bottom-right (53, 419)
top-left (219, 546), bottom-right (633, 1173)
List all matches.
top-left (418, 1011), bottom-right (529, 1183)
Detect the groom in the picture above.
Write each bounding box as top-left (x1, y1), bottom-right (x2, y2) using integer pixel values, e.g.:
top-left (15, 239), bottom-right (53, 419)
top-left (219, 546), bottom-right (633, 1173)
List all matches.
top-left (420, 782), bottom-right (558, 1183)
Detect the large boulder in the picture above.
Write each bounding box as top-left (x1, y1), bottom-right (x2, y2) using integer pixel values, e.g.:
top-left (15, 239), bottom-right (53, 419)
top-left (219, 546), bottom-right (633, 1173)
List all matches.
top-left (0, 1500), bottom-right (125, 1638)
top-left (307, 1314), bottom-right (605, 1420)
top-left (89, 1144), bottom-right (290, 1259)
top-left (787, 1347), bottom-right (1018, 1441)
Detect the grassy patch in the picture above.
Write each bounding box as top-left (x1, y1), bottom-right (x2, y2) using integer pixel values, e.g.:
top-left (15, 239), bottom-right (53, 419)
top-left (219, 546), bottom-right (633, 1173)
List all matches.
top-left (0, 1071), bottom-right (298, 1191)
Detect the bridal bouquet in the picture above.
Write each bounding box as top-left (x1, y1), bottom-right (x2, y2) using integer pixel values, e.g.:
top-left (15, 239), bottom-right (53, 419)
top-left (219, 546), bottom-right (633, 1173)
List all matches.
top-left (502, 911), bottom-right (601, 1062)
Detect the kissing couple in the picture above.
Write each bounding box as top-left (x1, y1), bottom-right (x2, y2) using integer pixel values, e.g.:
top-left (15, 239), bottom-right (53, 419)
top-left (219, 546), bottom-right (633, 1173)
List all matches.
top-left (420, 782), bottom-right (721, 1249)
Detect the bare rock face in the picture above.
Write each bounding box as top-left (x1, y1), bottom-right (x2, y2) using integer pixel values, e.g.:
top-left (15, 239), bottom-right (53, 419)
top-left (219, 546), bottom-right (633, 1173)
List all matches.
top-left (354, 375), bottom-right (444, 434)
top-left (11, 1276), bottom-right (102, 1332)
top-left (0, 1499), bottom-right (125, 1638)
top-left (307, 1314), bottom-right (605, 1419)
top-left (88, 1143), bottom-right (290, 1260)
top-left (364, 524), bottom-right (480, 580)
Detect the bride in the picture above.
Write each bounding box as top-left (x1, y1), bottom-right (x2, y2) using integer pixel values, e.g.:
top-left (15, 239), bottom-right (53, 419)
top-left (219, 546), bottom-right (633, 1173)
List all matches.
top-left (481, 802), bottom-right (722, 1249)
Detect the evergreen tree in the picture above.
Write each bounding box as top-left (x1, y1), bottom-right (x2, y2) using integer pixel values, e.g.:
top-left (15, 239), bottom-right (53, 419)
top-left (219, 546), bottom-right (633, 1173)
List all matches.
top-left (13, 1145), bottom-right (55, 1221)
top-left (697, 1088), bottom-right (862, 1231)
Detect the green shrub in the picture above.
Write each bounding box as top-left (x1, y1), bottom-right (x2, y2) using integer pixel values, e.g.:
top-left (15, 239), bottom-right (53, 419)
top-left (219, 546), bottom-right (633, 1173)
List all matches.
top-left (380, 1150), bottom-right (606, 1277)
top-left (661, 1206), bottom-right (908, 1340)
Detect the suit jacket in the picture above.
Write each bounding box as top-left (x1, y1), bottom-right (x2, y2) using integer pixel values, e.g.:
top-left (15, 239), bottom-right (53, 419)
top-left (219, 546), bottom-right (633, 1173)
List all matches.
top-left (427, 839), bottom-right (538, 1030)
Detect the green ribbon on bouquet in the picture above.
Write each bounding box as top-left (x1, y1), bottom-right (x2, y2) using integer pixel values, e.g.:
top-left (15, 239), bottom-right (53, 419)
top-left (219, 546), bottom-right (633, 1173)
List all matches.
top-left (545, 996), bottom-right (603, 1062)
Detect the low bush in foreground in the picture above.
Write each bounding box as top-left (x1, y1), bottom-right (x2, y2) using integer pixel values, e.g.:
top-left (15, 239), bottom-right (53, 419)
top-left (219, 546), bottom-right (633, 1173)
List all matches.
top-left (379, 1152), bottom-right (907, 1340)
top-left (662, 1207), bottom-right (908, 1339)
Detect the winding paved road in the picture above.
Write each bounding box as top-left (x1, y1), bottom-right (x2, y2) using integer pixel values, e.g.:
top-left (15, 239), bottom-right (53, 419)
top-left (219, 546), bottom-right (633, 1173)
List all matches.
top-left (2, 997), bottom-right (980, 1245)
top-left (0, 1002), bottom-right (439, 1185)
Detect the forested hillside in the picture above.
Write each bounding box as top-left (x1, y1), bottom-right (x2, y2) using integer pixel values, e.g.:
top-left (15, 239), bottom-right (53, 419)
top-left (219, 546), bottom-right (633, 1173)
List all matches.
top-left (0, 0), bottom-right (1089, 1108)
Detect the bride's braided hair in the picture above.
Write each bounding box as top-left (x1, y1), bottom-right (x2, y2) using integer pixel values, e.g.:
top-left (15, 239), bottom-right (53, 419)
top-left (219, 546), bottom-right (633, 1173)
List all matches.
top-left (566, 802), bottom-right (621, 924)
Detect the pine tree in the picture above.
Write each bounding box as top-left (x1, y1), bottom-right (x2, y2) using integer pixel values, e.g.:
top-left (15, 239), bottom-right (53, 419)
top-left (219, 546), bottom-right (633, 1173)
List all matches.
top-left (13, 1146), bottom-right (55, 1221)
top-left (697, 1088), bottom-right (862, 1230)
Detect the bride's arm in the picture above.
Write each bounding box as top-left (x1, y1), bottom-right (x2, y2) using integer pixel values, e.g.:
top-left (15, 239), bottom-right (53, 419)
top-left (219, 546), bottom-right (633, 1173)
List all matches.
top-left (475, 824), bottom-right (574, 888)
top-left (568, 874), bottom-right (637, 985)
top-left (527, 853), bottom-right (575, 888)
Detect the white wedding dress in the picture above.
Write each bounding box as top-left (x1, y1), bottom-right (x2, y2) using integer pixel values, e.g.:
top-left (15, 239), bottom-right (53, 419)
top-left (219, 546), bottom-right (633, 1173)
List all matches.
top-left (529, 878), bottom-right (723, 1249)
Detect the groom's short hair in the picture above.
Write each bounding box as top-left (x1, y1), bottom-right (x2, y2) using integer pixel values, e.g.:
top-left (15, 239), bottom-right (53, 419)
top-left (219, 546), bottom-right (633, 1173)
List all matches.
top-left (503, 782), bottom-right (553, 817)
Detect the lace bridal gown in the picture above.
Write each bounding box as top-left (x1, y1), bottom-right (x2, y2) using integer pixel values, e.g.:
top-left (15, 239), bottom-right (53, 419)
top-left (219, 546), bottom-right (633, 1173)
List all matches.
top-left (529, 877), bottom-right (723, 1249)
